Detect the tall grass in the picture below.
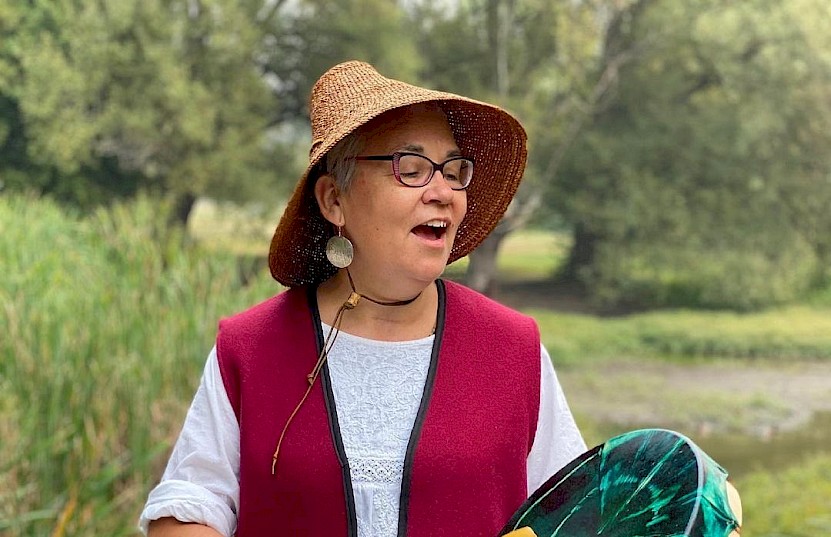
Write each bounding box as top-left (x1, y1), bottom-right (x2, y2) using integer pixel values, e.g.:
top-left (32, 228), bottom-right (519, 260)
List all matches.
top-left (0, 194), bottom-right (277, 536)
top-left (530, 307), bottom-right (831, 367)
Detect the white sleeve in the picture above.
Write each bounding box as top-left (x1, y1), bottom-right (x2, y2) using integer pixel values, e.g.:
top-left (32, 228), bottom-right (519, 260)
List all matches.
top-left (526, 343), bottom-right (587, 496)
top-left (138, 346), bottom-right (240, 537)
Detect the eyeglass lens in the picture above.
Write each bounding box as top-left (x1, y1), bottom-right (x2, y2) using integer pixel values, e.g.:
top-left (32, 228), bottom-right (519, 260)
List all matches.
top-left (395, 154), bottom-right (473, 189)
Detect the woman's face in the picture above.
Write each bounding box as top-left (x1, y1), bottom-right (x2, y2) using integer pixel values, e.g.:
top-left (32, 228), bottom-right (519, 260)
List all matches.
top-left (335, 104), bottom-right (468, 291)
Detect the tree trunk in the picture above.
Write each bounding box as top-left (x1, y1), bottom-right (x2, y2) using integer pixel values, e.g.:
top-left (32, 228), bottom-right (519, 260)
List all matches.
top-left (168, 190), bottom-right (197, 229)
top-left (465, 224), bottom-right (512, 295)
top-left (466, 0), bottom-right (516, 296)
top-left (559, 222), bottom-right (597, 281)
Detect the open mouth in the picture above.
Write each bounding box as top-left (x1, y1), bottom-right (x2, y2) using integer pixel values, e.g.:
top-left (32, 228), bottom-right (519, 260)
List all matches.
top-left (412, 220), bottom-right (448, 241)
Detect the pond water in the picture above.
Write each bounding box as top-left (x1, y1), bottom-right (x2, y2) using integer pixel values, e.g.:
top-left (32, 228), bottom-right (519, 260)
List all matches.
top-left (594, 411), bottom-right (831, 478)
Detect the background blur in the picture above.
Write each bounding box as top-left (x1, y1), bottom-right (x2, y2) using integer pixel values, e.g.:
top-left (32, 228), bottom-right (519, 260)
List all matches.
top-left (2, 0), bottom-right (831, 535)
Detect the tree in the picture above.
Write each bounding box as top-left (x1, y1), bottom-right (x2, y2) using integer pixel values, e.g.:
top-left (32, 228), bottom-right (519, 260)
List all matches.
top-left (551, 0), bottom-right (831, 309)
top-left (0, 0), bottom-right (278, 219)
top-left (258, 0), bottom-right (423, 125)
top-left (407, 0), bottom-right (649, 294)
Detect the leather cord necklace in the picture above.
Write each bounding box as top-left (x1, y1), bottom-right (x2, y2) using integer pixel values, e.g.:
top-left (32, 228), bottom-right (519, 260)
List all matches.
top-left (271, 270), bottom-right (423, 474)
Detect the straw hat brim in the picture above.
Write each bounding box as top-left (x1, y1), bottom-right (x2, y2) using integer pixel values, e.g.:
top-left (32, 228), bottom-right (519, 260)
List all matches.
top-left (269, 64), bottom-right (527, 288)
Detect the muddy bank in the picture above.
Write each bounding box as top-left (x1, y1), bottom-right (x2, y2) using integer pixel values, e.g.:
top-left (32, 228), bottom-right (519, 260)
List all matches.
top-left (558, 360), bottom-right (831, 436)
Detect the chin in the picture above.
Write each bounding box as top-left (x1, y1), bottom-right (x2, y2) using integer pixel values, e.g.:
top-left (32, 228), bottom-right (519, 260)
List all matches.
top-left (404, 261), bottom-right (448, 286)
top-left (424, 264), bottom-right (452, 283)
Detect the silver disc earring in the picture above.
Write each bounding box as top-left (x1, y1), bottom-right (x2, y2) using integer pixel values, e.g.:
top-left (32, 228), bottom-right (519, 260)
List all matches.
top-left (325, 227), bottom-right (353, 268)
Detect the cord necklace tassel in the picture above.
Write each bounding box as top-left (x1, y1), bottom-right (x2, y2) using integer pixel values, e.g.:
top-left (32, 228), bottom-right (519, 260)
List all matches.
top-left (271, 291), bottom-right (360, 475)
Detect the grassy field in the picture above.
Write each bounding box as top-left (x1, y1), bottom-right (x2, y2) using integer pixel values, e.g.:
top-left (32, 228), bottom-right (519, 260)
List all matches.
top-left (2, 195), bottom-right (830, 536)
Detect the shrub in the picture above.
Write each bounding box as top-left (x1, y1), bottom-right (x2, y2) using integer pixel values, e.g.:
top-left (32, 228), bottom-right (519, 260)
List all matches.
top-left (584, 232), bottom-right (820, 312)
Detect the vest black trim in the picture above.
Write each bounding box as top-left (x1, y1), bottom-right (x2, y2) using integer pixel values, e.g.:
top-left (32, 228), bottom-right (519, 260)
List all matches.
top-left (397, 279), bottom-right (446, 537)
top-left (308, 286), bottom-right (359, 537)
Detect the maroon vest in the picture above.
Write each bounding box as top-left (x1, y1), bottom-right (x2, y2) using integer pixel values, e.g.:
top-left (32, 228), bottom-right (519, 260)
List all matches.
top-left (216, 280), bottom-right (540, 536)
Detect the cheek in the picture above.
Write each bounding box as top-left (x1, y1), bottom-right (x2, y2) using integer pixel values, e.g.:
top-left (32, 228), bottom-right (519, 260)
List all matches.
top-left (341, 179), bottom-right (380, 218)
top-left (456, 191), bottom-right (468, 220)
top-left (343, 188), bottom-right (397, 236)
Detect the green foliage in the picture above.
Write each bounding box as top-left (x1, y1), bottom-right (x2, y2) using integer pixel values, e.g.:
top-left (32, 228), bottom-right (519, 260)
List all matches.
top-left (4, 0), bottom-right (831, 310)
top-left (262, 0), bottom-right (423, 123)
top-left (0, 0), bottom-right (278, 207)
top-left (0, 194), bottom-right (277, 536)
top-left (532, 309), bottom-right (643, 367)
top-left (552, 0), bottom-right (831, 310)
top-left (634, 307), bottom-right (831, 360)
top-left (530, 305), bottom-right (831, 366)
top-left (737, 454), bottom-right (831, 536)
top-left (412, 0), bottom-right (601, 180)
top-left (586, 232), bottom-right (820, 311)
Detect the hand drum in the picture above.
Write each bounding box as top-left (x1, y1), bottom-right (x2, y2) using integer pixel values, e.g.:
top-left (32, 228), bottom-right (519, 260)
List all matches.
top-left (501, 429), bottom-right (741, 537)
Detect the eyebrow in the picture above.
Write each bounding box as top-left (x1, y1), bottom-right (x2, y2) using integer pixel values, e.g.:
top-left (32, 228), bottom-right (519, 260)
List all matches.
top-left (398, 143), bottom-right (463, 159)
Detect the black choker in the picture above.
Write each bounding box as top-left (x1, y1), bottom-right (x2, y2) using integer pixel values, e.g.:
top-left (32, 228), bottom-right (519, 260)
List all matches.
top-left (346, 269), bottom-right (422, 306)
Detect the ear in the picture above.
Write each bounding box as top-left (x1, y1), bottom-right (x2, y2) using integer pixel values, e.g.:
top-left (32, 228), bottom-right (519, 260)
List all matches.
top-left (314, 174), bottom-right (344, 227)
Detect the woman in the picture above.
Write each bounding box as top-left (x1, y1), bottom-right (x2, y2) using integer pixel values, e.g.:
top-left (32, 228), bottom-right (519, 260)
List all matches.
top-left (140, 61), bottom-right (587, 536)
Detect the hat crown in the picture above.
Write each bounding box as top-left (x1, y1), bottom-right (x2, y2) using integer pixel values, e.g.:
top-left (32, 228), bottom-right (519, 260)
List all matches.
top-left (308, 61), bottom-right (394, 162)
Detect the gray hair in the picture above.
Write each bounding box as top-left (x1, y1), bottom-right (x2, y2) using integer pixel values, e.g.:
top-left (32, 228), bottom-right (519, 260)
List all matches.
top-left (323, 131), bottom-right (364, 191)
top-left (322, 102), bottom-right (448, 190)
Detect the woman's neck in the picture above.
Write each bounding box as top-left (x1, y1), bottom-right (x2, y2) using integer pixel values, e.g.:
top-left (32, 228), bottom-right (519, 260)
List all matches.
top-left (316, 271), bottom-right (438, 341)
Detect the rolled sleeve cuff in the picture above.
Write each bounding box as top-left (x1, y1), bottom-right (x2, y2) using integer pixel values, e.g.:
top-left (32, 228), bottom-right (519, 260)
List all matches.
top-left (138, 480), bottom-right (236, 537)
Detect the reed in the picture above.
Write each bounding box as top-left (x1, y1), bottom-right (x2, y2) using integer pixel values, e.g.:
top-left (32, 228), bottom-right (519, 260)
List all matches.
top-left (0, 194), bottom-right (277, 536)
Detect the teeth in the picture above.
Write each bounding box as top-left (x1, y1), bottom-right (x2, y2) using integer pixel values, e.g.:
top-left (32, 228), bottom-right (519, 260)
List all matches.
top-left (425, 220), bottom-right (448, 228)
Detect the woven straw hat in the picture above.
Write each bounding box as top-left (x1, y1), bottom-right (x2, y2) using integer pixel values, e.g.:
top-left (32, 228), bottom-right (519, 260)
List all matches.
top-left (269, 60), bottom-right (527, 287)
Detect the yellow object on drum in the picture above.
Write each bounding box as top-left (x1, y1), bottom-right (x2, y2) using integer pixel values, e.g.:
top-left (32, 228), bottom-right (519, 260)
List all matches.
top-left (503, 528), bottom-right (538, 537)
top-left (726, 481), bottom-right (743, 536)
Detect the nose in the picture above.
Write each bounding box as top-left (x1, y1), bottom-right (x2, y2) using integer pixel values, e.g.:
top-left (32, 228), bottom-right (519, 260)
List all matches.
top-left (422, 169), bottom-right (456, 204)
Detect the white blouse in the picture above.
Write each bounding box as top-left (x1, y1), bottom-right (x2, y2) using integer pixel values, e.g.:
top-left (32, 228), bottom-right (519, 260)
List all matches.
top-left (139, 328), bottom-right (586, 537)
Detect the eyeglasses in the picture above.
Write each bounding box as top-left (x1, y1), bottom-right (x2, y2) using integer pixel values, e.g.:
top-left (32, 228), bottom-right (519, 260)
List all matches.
top-left (354, 152), bottom-right (474, 190)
